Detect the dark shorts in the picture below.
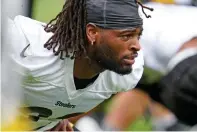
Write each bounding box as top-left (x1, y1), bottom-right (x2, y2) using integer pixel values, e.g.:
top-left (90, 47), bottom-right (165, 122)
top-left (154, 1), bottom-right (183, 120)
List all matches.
top-left (159, 54), bottom-right (197, 125)
top-left (137, 54), bottom-right (197, 125)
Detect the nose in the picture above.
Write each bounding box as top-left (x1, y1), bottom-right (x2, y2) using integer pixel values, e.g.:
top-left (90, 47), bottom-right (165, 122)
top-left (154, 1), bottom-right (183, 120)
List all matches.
top-left (129, 39), bottom-right (141, 51)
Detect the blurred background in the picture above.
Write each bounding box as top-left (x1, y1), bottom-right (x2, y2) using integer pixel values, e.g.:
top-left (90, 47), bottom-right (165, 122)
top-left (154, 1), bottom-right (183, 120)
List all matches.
top-left (1, 0), bottom-right (197, 131)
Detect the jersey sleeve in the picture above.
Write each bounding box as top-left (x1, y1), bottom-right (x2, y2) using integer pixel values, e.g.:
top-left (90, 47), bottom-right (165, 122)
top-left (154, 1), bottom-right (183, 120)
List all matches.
top-left (102, 50), bottom-right (144, 92)
top-left (7, 16), bottom-right (62, 80)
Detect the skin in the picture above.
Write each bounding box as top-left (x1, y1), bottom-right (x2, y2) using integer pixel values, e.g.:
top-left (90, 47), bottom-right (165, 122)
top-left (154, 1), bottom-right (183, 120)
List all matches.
top-left (74, 23), bottom-right (142, 79)
top-left (104, 89), bottom-right (151, 130)
top-left (178, 37), bottom-right (197, 53)
top-left (103, 89), bottom-right (172, 131)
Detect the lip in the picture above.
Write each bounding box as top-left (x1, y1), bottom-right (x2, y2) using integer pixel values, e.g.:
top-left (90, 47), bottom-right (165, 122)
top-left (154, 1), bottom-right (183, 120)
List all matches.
top-left (123, 58), bottom-right (135, 65)
top-left (123, 53), bottom-right (138, 65)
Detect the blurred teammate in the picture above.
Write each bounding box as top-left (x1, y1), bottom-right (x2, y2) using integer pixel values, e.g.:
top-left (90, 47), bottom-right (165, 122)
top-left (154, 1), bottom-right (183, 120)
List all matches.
top-left (6, 0), bottom-right (154, 131)
top-left (76, 2), bottom-right (197, 131)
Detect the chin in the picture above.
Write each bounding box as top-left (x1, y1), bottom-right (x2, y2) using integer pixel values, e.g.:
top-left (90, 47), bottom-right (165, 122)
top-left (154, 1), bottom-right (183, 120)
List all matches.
top-left (113, 67), bottom-right (132, 75)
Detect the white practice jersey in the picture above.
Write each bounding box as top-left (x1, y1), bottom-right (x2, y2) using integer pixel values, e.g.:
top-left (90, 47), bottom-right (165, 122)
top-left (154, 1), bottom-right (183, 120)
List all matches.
top-left (140, 3), bottom-right (197, 73)
top-left (7, 16), bottom-right (144, 130)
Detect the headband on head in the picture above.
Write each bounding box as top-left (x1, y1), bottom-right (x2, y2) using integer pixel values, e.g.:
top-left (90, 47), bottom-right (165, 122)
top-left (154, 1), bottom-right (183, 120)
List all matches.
top-left (87, 0), bottom-right (143, 29)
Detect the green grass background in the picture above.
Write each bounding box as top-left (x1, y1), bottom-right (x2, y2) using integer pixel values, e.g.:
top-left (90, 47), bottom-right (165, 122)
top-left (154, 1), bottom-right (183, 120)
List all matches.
top-left (32, 0), bottom-right (65, 23)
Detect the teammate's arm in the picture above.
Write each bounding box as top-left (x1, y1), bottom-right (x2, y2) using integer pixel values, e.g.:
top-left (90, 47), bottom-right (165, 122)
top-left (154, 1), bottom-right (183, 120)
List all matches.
top-left (102, 89), bottom-right (151, 130)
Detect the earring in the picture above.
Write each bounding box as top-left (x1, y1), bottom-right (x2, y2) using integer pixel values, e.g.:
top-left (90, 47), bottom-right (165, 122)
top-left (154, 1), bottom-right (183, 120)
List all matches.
top-left (91, 40), bottom-right (95, 45)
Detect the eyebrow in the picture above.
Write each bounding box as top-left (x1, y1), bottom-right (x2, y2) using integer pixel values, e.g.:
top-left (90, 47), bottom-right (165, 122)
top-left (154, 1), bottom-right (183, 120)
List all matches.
top-left (119, 27), bottom-right (143, 34)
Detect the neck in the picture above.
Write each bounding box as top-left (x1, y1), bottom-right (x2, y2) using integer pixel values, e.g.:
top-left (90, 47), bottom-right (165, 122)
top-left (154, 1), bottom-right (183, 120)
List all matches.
top-left (73, 56), bottom-right (104, 79)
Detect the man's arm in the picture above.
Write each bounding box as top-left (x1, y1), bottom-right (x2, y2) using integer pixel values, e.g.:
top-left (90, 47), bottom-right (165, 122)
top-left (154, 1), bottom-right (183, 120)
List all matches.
top-left (49, 106), bottom-right (100, 131)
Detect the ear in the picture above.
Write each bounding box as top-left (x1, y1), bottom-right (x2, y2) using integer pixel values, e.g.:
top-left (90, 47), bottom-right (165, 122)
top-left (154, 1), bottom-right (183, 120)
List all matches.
top-left (86, 23), bottom-right (99, 45)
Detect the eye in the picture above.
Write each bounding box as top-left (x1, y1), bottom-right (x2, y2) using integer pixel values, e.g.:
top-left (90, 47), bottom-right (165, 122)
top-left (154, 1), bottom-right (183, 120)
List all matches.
top-left (120, 34), bottom-right (133, 41)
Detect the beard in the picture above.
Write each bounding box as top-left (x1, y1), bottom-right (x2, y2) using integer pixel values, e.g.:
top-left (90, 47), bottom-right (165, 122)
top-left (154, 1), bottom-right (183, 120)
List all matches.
top-left (89, 43), bottom-right (132, 75)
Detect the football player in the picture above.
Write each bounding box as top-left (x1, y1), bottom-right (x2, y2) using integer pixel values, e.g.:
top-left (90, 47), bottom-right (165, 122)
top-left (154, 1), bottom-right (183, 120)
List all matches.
top-left (6, 0), bottom-right (153, 130)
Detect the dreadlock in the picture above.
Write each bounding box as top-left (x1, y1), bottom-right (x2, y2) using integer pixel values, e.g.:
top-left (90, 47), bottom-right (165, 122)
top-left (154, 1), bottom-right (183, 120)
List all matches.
top-left (136, 0), bottom-right (154, 18)
top-left (44, 0), bottom-right (153, 60)
top-left (44, 0), bottom-right (87, 60)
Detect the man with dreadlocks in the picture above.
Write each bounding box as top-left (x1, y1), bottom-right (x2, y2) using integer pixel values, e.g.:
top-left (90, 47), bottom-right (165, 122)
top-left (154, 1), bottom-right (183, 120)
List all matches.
top-left (74, 2), bottom-right (197, 131)
top-left (7, 0), bottom-right (153, 131)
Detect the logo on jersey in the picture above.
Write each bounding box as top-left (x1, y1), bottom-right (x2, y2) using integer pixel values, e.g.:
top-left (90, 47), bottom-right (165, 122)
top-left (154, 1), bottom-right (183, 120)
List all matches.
top-left (55, 101), bottom-right (76, 108)
top-left (20, 44), bottom-right (30, 58)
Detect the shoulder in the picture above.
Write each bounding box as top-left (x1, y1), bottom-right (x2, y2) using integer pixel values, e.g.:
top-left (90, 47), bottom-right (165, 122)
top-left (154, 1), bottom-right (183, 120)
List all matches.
top-left (8, 16), bottom-right (63, 77)
top-left (101, 50), bottom-right (144, 92)
top-left (12, 15), bottom-right (54, 57)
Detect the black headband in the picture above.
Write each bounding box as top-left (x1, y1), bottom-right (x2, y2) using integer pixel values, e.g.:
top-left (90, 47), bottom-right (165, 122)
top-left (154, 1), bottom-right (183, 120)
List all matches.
top-left (87, 0), bottom-right (143, 29)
